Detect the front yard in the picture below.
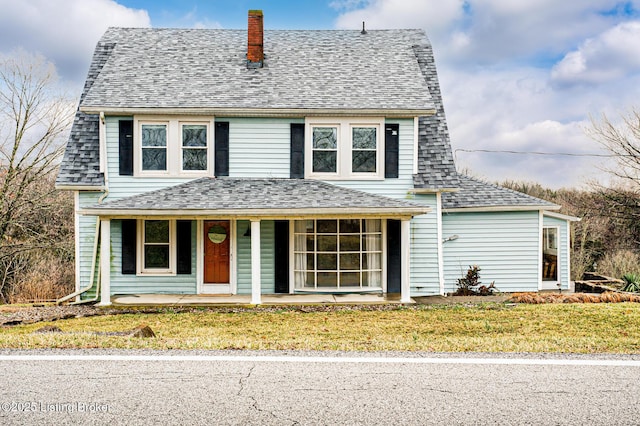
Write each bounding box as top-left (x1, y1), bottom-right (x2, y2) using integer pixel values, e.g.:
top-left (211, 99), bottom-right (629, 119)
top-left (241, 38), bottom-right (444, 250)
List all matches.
top-left (1, 302), bottom-right (639, 353)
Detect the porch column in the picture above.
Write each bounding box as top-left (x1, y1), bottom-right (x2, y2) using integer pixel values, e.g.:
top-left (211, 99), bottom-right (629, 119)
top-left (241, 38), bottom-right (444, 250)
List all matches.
top-left (400, 219), bottom-right (411, 303)
top-left (250, 219), bottom-right (262, 304)
top-left (98, 218), bottom-right (111, 306)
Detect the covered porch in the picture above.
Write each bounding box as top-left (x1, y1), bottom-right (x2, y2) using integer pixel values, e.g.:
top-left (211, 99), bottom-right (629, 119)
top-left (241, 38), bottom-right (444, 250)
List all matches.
top-left (80, 178), bottom-right (431, 306)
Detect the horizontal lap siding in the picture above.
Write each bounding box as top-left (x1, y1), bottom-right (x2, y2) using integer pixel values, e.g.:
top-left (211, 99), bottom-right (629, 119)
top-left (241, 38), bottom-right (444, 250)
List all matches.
top-left (543, 215), bottom-right (570, 290)
top-left (109, 220), bottom-right (197, 294)
top-left (78, 192), bottom-right (103, 300)
top-left (228, 118), bottom-right (303, 178)
top-left (442, 211), bottom-right (540, 293)
top-left (328, 119), bottom-right (414, 198)
top-left (410, 195), bottom-right (440, 295)
top-left (236, 220), bottom-right (275, 295)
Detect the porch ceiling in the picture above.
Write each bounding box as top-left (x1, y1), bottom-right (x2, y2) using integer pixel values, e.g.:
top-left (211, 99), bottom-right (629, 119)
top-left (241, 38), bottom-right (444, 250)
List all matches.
top-left (80, 177), bottom-right (431, 218)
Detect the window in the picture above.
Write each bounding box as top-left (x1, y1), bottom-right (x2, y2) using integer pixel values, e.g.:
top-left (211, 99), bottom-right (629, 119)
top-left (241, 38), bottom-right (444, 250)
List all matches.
top-left (141, 123), bottom-right (167, 171)
top-left (306, 118), bottom-right (383, 179)
top-left (351, 127), bottom-right (377, 172)
top-left (294, 219), bottom-right (382, 291)
top-left (312, 127), bottom-right (338, 173)
top-left (135, 117), bottom-right (212, 176)
top-left (542, 227), bottom-right (559, 281)
top-left (139, 219), bottom-right (175, 275)
top-left (182, 124), bottom-right (208, 171)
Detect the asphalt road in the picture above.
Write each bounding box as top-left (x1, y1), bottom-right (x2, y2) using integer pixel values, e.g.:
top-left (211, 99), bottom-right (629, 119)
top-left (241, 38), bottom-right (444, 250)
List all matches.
top-left (0, 350), bottom-right (639, 425)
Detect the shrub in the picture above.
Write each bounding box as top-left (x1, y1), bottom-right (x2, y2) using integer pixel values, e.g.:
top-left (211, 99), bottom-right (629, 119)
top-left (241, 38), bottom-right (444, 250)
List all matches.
top-left (622, 273), bottom-right (640, 293)
top-left (455, 265), bottom-right (497, 296)
top-left (597, 250), bottom-right (640, 279)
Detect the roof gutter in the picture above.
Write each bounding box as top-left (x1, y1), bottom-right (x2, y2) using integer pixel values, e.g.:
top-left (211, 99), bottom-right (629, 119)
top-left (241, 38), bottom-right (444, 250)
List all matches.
top-left (78, 206), bottom-right (431, 218)
top-left (443, 205), bottom-right (561, 213)
top-left (78, 106), bottom-right (437, 119)
top-left (55, 184), bottom-right (106, 191)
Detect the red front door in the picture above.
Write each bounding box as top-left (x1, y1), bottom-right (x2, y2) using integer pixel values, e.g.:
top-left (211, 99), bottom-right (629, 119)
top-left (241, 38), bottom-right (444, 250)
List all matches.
top-left (204, 221), bottom-right (230, 284)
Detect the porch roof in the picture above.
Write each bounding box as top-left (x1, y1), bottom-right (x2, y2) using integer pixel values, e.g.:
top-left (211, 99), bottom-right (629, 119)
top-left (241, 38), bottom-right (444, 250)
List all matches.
top-left (81, 177), bottom-right (431, 218)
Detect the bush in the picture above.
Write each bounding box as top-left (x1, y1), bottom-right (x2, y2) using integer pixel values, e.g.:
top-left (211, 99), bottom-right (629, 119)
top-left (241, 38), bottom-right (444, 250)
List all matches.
top-left (455, 265), bottom-right (497, 296)
top-left (597, 250), bottom-right (640, 279)
top-left (622, 273), bottom-right (640, 293)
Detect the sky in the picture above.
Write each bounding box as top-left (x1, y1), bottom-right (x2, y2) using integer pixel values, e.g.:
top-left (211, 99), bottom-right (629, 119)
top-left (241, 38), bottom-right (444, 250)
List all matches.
top-left (2, 0), bottom-right (640, 189)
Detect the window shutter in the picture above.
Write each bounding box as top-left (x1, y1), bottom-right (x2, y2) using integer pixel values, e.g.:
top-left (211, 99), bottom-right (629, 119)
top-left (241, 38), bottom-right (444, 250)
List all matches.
top-left (121, 219), bottom-right (136, 274)
top-left (119, 120), bottom-right (134, 176)
top-left (176, 220), bottom-right (192, 275)
top-left (385, 124), bottom-right (399, 178)
top-left (215, 122), bottom-right (229, 177)
top-left (386, 219), bottom-right (401, 293)
top-left (290, 123), bottom-right (305, 179)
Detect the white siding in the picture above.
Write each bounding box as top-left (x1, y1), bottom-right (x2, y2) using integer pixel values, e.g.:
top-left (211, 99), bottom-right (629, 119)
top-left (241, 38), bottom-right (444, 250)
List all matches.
top-left (442, 210), bottom-right (541, 293)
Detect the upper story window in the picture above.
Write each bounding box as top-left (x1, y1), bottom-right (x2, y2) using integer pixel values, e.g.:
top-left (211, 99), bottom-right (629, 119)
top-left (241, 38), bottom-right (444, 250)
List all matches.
top-left (306, 118), bottom-right (383, 180)
top-left (141, 124), bottom-right (167, 171)
top-left (134, 117), bottom-right (212, 177)
top-left (182, 124), bottom-right (208, 171)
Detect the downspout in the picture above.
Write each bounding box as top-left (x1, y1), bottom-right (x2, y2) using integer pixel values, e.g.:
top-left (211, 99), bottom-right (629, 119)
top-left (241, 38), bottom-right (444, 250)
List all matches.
top-left (57, 112), bottom-right (109, 305)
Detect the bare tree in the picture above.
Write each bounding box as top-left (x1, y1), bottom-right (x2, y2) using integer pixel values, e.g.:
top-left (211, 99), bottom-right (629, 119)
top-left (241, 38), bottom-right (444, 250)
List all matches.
top-left (589, 110), bottom-right (640, 190)
top-left (0, 52), bottom-right (74, 262)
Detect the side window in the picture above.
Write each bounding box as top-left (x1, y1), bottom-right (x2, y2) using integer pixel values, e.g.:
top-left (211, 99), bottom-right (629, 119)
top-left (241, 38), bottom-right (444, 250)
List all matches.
top-left (141, 123), bottom-right (168, 171)
top-left (181, 124), bottom-right (208, 171)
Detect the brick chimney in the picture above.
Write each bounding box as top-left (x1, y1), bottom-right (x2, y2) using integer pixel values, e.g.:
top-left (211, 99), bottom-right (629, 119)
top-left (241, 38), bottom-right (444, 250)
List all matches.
top-left (247, 10), bottom-right (264, 68)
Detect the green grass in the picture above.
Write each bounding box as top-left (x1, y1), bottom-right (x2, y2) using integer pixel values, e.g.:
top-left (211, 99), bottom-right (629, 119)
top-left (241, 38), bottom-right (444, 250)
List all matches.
top-left (2, 303), bottom-right (640, 353)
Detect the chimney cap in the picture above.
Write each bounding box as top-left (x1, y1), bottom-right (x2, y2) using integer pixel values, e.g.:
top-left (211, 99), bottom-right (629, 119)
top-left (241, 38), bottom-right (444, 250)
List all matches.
top-left (249, 9), bottom-right (263, 16)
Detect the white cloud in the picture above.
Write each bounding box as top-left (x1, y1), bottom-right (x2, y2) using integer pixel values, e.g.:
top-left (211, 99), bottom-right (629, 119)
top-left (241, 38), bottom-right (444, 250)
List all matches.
top-left (333, 0), bottom-right (640, 188)
top-left (0, 0), bottom-right (150, 84)
top-left (334, 0), bottom-right (464, 35)
top-left (551, 21), bottom-right (640, 86)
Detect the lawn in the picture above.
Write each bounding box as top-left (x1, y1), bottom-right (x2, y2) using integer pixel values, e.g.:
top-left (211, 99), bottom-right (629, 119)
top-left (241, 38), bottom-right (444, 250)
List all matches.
top-left (1, 303), bottom-right (640, 353)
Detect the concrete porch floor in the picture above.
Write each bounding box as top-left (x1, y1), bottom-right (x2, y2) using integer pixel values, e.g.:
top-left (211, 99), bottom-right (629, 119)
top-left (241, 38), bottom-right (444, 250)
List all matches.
top-left (111, 293), bottom-right (412, 306)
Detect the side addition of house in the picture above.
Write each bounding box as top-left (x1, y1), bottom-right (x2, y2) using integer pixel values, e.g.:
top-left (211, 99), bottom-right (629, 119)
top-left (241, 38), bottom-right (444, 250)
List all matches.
top-left (56, 11), bottom-right (577, 305)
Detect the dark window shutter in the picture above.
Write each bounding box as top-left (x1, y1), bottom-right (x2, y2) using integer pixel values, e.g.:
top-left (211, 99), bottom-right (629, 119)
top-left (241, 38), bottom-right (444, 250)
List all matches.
top-left (385, 124), bottom-right (399, 178)
top-left (274, 220), bottom-right (290, 293)
top-left (176, 220), bottom-right (192, 275)
top-left (386, 219), bottom-right (401, 293)
top-left (121, 219), bottom-right (137, 274)
top-left (215, 122), bottom-right (229, 177)
top-left (119, 120), bottom-right (134, 176)
top-left (290, 123), bottom-right (305, 179)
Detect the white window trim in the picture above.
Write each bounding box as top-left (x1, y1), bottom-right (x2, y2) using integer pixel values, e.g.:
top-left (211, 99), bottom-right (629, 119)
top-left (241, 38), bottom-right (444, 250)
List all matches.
top-left (293, 219), bottom-right (384, 292)
top-left (180, 121), bottom-right (212, 175)
top-left (137, 219), bottom-right (177, 276)
top-left (133, 116), bottom-right (214, 177)
top-left (305, 117), bottom-right (384, 180)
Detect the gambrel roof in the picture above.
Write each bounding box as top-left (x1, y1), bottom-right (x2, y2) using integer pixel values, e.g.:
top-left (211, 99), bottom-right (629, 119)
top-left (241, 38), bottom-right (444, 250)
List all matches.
top-left (57, 26), bottom-right (555, 211)
top-left (79, 28), bottom-right (436, 114)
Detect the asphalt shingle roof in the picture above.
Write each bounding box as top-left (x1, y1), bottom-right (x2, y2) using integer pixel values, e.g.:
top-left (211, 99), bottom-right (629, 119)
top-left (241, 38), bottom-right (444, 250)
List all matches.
top-left (81, 28), bottom-right (435, 112)
top-left (83, 178), bottom-right (431, 216)
top-left (56, 41), bottom-right (115, 187)
top-left (412, 44), bottom-right (459, 190)
top-left (441, 175), bottom-right (559, 210)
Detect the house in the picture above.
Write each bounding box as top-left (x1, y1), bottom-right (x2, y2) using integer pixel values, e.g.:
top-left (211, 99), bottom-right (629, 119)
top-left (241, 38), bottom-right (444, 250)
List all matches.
top-left (55, 11), bottom-right (577, 305)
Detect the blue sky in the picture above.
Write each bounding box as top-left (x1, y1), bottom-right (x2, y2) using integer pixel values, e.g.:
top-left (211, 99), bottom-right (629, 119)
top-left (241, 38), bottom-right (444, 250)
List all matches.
top-left (3, 0), bottom-right (640, 188)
